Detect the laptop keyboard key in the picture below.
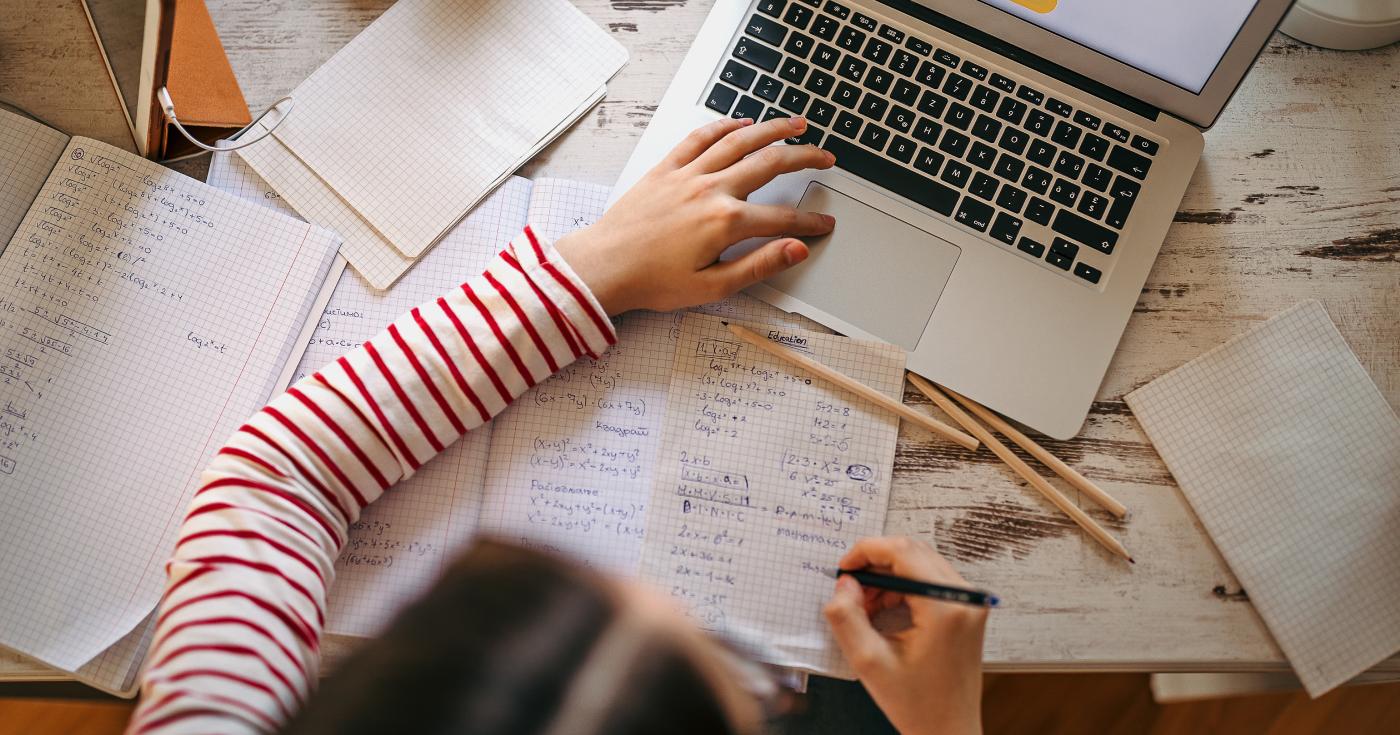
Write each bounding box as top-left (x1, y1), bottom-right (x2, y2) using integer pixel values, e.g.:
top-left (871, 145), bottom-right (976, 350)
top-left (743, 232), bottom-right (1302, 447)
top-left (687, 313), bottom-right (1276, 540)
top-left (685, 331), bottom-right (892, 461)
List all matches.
top-left (1050, 237), bottom-right (1079, 260)
top-left (989, 73), bottom-right (1016, 93)
top-left (859, 93), bottom-right (889, 120)
top-left (721, 61), bottom-right (757, 90)
top-left (785, 31), bottom-right (815, 58)
top-left (746, 15), bottom-right (787, 46)
top-left (1049, 178), bottom-right (1080, 207)
top-left (1017, 236), bottom-right (1046, 258)
top-left (1106, 196), bottom-right (1133, 229)
top-left (859, 123), bottom-right (891, 152)
top-left (1110, 174), bottom-right (1142, 203)
top-left (807, 99), bottom-right (836, 125)
top-left (906, 36), bottom-right (933, 56)
top-left (1027, 139), bottom-right (1056, 167)
top-left (834, 111), bottom-right (862, 138)
top-left (838, 55), bottom-right (867, 82)
top-left (757, 0), bottom-right (786, 18)
top-left (733, 94), bottom-right (765, 121)
top-left (805, 69), bottom-right (835, 95)
top-left (821, 137), bottom-right (959, 215)
top-left (812, 15), bottom-right (840, 41)
top-left (783, 2), bottom-right (814, 29)
top-left (1053, 208), bottom-right (1118, 253)
top-left (1024, 197), bottom-right (1054, 225)
top-left (917, 61), bottom-right (946, 88)
top-left (891, 50), bottom-right (919, 77)
top-left (961, 60), bottom-right (988, 80)
top-left (863, 68), bottom-right (894, 94)
top-left (755, 75), bottom-right (783, 102)
top-left (1016, 85), bottom-right (1044, 105)
top-left (812, 43), bottom-right (841, 69)
top-left (786, 124), bottom-right (824, 146)
top-left (934, 48), bottom-right (959, 67)
top-left (762, 107), bottom-right (789, 122)
top-left (823, 1), bottom-right (849, 19)
top-left (833, 81), bottom-right (861, 108)
top-left (1022, 166), bottom-right (1052, 195)
top-left (945, 103), bottom-right (974, 130)
top-left (1078, 191), bottom-right (1108, 220)
top-left (886, 105), bottom-right (915, 132)
top-left (994, 153), bottom-right (1024, 182)
top-left (706, 84), bottom-right (738, 114)
top-left (990, 212), bottom-right (1022, 245)
top-left (1083, 163), bottom-right (1112, 192)
top-left (1046, 251), bottom-right (1073, 270)
top-left (996, 184), bottom-right (1028, 214)
top-left (735, 37), bottom-right (780, 71)
top-left (852, 12), bottom-right (878, 32)
top-left (892, 78), bottom-right (920, 106)
top-left (939, 129), bottom-right (970, 157)
top-left (837, 26), bottom-right (865, 52)
top-left (914, 146), bottom-right (944, 176)
top-left (1079, 133), bottom-right (1110, 162)
top-left (779, 58), bottom-right (809, 84)
top-left (1045, 98), bottom-right (1073, 117)
top-left (780, 87), bottom-right (811, 113)
top-left (941, 160), bottom-right (972, 189)
top-left (1102, 123), bottom-right (1129, 143)
top-left (970, 171), bottom-right (999, 200)
top-left (879, 24), bottom-right (905, 44)
top-left (995, 97), bottom-right (1027, 125)
top-left (913, 117), bottom-right (942, 145)
top-left (918, 89), bottom-right (948, 117)
top-left (1053, 151), bottom-right (1085, 180)
top-left (888, 134), bottom-right (916, 163)
top-left (970, 85), bottom-right (999, 112)
top-left (1130, 135), bottom-right (1160, 155)
top-left (1026, 109), bottom-right (1054, 137)
top-left (971, 114), bottom-right (1001, 142)
top-left (954, 197), bottom-right (994, 232)
top-left (942, 73), bottom-right (973, 100)
top-left (998, 127), bottom-right (1029, 156)
top-left (1074, 262), bottom-right (1102, 284)
top-left (968, 141), bottom-right (997, 169)
top-left (862, 39), bottom-right (893, 65)
top-left (1108, 145), bottom-right (1152, 179)
top-left (1051, 121), bottom-right (1082, 148)
top-left (1073, 110), bottom-right (1101, 130)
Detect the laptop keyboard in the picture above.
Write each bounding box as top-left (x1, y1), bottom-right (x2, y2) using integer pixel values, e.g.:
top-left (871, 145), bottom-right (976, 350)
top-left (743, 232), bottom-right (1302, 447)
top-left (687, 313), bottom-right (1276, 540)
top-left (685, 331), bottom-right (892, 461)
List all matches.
top-left (704, 0), bottom-right (1164, 288)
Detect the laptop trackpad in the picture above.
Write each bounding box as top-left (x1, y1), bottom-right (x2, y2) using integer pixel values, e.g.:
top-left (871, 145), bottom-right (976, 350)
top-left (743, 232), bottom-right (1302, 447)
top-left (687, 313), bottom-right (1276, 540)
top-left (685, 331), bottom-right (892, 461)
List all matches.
top-left (767, 182), bottom-right (960, 350)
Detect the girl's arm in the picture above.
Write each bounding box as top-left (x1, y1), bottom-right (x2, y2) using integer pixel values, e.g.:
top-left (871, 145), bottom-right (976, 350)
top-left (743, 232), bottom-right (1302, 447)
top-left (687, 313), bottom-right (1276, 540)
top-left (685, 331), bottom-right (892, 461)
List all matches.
top-left (127, 116), bottom-right (833, 734)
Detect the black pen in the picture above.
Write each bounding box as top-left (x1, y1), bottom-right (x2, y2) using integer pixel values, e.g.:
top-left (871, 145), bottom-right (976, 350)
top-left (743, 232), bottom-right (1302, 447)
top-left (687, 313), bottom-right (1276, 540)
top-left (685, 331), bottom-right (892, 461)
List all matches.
top-left (826, 568), bottom-right (1000, 608)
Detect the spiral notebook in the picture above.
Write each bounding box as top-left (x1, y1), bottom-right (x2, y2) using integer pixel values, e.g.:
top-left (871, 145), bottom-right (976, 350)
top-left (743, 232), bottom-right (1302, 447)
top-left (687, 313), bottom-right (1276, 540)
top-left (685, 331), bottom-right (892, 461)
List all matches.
top-left (1126, 301), bottom-right (1400, 697)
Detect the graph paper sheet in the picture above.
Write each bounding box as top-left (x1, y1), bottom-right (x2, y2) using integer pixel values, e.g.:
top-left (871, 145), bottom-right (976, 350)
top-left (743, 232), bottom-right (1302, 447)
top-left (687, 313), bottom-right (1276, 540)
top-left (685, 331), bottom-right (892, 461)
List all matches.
top-left (0, 135), bottom-right (340, 672)
top-left (0, 112), bottom-right (68, 248)
top-left (1125, 301), bottom-right (1400, 697)
top-left (638, 313), bottom-right (907, 677)
top-left (270, 0), bottom-right (626, 259)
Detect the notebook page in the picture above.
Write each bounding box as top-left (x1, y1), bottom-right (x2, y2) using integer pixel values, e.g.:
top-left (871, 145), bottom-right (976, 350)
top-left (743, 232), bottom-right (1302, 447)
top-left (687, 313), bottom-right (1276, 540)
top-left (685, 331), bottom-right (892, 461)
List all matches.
top-left (639, 313), bottom-right (906, 676)
top-left (0, 137), bottom-right (340, 670)
top-left (0, 110), bottom-right (68, 247)
top-left (1125, 301), bottom-right (1400, 697)
top-left (239, 132), bottom-right (414, 289)
top-left (272, 0), bottom-right (626, 258)
top-left (287, 178), bottom-right (532, 637)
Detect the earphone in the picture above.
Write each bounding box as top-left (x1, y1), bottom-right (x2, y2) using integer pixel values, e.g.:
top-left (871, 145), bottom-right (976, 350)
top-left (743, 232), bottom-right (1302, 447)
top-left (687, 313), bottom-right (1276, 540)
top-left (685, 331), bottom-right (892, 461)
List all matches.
top-left (157, 86), bottom-right (294, 154)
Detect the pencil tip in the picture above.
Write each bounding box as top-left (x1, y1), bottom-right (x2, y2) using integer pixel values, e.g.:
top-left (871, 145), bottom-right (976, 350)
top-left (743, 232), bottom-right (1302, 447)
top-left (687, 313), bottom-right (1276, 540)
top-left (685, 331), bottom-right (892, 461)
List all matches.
top-left (988, 596), bottom-right (1001, 608)
top-left (720, 320), bottom-right (730, 326)
top-left (1128, 557), bottom-right (1136, 564)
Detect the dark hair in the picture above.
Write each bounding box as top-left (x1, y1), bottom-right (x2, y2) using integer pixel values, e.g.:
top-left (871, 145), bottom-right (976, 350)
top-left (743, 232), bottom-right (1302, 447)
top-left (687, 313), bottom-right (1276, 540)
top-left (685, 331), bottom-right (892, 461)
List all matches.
top-left (282, 540), bottom-right (739, 735)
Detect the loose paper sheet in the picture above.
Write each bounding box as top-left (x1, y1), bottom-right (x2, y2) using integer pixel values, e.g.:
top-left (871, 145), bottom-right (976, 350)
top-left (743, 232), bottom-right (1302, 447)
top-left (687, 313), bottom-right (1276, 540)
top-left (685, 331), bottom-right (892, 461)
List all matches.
top-left (1126, 301), bottom-right (1400, 696)
top-left (639, 313), bottom-right (907, 676)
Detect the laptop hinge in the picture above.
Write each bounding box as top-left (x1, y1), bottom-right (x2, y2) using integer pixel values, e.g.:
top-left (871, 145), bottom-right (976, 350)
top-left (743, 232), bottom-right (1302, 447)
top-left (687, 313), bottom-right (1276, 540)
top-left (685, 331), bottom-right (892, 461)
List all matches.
top-left (879, 1), bottom-right (1161, 122)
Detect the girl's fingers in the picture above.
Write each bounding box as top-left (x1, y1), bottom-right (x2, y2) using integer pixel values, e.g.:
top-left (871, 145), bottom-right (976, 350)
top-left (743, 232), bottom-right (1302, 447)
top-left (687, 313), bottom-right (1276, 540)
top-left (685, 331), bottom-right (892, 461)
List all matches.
top-left (661, 117), bottom-right (751, 170)
top-left (824, 576), bottom-right (895, 676)
top-left (690, 116), bottom-right (809, 173)
top-left (720, 142), bottom-right (835, 197)
top-left (700, 237), bottom-right (808, 298)
top-left (735, 203), bottom-right (834, 240)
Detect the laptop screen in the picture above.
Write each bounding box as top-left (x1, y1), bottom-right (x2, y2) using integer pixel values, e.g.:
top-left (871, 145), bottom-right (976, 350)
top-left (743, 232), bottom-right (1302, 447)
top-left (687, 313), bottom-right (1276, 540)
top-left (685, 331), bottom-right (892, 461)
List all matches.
top-left (976, 0), bottom-right (1260, 94)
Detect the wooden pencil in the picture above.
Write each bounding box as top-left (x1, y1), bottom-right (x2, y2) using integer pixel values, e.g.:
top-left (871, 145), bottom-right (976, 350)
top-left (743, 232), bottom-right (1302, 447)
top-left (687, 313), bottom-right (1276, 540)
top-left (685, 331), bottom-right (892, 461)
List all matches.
top-left (942, 386), bottom-right (1128, 518)
top-left (906, 373), bottom-right (1134, 564)
top-left (721, 322), bottom-right (979, 451)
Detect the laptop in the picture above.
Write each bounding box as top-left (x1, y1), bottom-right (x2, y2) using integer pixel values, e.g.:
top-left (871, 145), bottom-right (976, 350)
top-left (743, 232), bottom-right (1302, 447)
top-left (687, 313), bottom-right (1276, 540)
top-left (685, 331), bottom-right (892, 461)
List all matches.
top-left (612, 0), bottom-right (1294, 439)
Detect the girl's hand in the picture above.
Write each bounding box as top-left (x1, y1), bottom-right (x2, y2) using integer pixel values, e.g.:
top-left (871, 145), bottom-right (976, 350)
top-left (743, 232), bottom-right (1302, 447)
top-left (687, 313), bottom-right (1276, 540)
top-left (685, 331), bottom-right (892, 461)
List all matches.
top-left (555, 116), bottom-right (836, 315)
top-left (823, 537), bottom-right (989, 735)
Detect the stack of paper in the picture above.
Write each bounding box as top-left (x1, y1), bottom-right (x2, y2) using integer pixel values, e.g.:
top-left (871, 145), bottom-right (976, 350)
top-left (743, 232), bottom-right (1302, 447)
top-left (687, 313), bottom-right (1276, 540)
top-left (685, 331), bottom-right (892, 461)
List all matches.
top-left (240, 0), bottom-right (628, 288)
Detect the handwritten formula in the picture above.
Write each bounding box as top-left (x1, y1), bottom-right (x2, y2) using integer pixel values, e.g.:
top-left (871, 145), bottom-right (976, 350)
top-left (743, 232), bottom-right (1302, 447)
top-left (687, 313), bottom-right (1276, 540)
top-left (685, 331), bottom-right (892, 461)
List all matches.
top-left (639, 313), bottom-right (906, 675)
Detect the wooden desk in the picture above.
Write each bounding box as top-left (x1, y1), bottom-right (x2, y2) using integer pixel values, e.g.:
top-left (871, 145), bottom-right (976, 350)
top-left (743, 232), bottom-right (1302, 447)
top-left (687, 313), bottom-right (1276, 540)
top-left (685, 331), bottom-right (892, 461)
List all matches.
top-left (1, 0), bottom-right (1397, 683)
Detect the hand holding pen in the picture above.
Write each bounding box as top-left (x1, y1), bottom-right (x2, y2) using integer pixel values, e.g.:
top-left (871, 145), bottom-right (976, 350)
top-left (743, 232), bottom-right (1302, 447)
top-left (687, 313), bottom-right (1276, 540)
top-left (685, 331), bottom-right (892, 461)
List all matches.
top-left (824, 537), bottom-right (991, 735)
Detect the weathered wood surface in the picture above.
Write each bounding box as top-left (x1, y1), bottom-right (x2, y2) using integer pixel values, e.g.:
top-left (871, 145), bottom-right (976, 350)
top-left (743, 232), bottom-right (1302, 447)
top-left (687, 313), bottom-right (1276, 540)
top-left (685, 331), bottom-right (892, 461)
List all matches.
top-left (1, 0), bottom-right (1396, 679)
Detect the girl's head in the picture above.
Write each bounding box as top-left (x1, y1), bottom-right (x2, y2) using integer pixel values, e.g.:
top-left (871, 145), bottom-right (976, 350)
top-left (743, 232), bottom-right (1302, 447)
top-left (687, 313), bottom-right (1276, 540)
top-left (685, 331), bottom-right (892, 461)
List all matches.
top-left (282, 540), bottom-right (776, 735)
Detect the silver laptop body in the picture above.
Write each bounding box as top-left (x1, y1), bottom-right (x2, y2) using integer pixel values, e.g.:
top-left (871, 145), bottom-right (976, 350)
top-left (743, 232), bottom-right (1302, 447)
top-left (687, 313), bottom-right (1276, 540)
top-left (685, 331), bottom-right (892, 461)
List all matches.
top-left (614, 0), bottom-right (1294, 439)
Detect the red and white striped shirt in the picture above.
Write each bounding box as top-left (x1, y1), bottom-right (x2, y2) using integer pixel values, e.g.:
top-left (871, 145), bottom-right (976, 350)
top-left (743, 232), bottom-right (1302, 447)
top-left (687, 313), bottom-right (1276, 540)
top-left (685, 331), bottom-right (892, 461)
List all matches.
top-left (126, 227), bottom-right (616, 734)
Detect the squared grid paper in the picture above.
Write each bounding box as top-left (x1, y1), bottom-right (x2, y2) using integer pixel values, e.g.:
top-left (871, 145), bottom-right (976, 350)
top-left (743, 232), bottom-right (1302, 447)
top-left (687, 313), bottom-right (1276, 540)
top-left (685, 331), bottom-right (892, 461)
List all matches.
top-left (0, 136), bottom-right (339, 672)
top-left (271, 0), bottom-right (626, 258)
top-left (0, 111), bottom-right (69, 248)
top-left (638, 313), bottom-right (907, 677)
top-left (1124, 301), bottom-right (1400, 696)
top-left (239, 133), bottom-right (415, 289)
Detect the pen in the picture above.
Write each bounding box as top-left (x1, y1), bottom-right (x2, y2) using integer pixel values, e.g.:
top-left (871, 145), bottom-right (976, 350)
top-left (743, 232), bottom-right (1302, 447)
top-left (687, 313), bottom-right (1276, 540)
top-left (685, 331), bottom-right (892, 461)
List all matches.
top-left (826, 568), bottom-right (1000, 608)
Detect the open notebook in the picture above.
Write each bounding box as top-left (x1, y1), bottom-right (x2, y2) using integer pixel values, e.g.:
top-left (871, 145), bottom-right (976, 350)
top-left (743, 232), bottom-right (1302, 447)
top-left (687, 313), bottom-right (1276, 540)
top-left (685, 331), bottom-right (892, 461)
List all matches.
top-left (240, 0), bottom-right (627, 289)
top-left (0, 110), bottom-right (340, 694)
top-left (212, 155), bottom-right (903, 676)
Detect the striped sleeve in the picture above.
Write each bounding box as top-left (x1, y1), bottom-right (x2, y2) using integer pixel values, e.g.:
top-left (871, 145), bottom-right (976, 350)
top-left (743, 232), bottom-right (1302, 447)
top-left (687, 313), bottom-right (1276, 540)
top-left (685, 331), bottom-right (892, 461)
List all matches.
top-left (126, 227), bottom-right (615, 735)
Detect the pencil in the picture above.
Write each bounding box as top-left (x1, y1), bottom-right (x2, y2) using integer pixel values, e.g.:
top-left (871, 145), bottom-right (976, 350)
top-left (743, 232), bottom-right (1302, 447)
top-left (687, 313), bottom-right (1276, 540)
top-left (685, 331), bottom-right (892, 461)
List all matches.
top-left (825, 568), bottom-right (1000, 608)
top-left (721, 321), bottom-right (979, 451)
top-left (906, 373), bottom-right (1135, 564)
top-left (942, 386), bottom-right (1127, 518)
